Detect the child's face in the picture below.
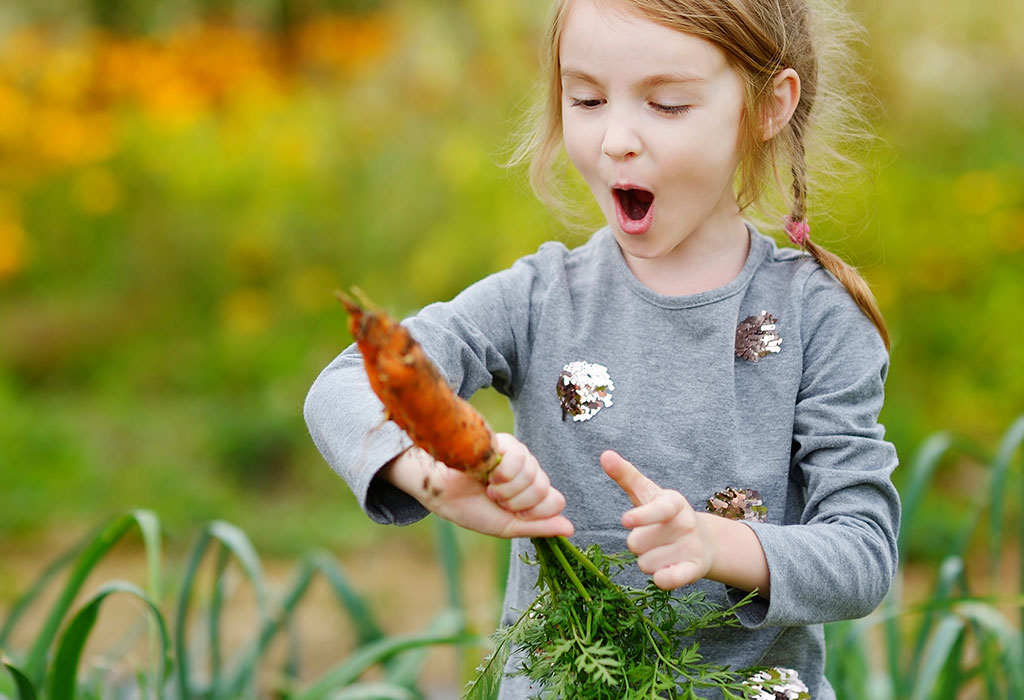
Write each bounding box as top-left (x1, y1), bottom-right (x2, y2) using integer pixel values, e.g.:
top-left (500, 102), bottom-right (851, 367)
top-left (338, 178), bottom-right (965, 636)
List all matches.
top-left (560, 0), bottom-right (748, 266)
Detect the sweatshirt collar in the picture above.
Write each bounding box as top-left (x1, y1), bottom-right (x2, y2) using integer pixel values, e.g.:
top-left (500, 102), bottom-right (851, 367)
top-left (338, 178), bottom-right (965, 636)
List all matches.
top-left (601, 222), bottom-right (770, 309)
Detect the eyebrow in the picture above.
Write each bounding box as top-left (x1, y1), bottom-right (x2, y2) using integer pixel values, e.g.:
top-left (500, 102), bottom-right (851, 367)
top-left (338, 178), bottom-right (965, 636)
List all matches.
top-left (560, 67), bottom-right (706, 87)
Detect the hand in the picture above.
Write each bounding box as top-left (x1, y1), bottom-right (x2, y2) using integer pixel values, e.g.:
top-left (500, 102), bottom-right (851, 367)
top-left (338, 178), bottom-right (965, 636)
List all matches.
top-left (381, 434), bottom-right (574, 540)
top-left (601, 450), bottom-right (713, 590)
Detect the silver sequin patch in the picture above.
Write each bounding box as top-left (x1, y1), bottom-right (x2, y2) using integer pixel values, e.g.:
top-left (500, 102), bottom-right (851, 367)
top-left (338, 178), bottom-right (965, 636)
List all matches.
top-left (735, 310), bottom-right (782, 362)
top-left (743, 667), bottom-right (811, 700)
top-left (706, 487), bottom-right (767, 523)
top-left (556, 361), bottom-right (614, 422)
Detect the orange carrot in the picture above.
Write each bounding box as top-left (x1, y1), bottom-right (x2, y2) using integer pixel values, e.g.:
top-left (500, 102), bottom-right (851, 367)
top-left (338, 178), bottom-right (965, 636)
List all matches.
top-left (337, 288), bottom-right (501, 482)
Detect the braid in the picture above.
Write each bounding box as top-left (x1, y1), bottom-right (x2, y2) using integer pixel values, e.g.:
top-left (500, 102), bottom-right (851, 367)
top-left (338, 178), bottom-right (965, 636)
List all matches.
top-left (778, 0), bottom-right (890, 350)
top-left (789, 116), bottom-right (890, 349)
top-left (789, 107), bottom-right (890, 349)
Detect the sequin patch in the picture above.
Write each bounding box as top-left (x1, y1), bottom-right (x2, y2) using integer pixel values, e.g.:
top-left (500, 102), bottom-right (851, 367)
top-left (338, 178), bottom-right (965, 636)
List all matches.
top-left (706, 487), bottom-right (767, 523)
top-left (735, 310), bottom-right (782, 362)
top-left (743, 667), bottom-right (810, 700)
top-left (556, 361), bottom-right (614, 422)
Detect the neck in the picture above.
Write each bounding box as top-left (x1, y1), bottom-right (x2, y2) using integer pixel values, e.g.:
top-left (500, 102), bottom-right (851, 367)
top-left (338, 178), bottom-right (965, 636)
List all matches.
top-left (623, 216), bottom-right (750, 296)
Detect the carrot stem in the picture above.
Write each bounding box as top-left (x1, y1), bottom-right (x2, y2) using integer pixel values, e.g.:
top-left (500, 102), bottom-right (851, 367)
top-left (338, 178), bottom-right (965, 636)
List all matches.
top-left (546, 539), bottom-right (591, 603)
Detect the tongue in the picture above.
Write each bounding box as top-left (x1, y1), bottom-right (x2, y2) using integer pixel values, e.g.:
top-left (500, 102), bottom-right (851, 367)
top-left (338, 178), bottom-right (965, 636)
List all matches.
top-left (620, 189), bottom-right (653, 220)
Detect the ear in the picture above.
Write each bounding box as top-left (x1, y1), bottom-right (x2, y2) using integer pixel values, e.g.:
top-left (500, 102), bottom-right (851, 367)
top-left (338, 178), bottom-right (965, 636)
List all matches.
top-left (761, 68), bottom-right (801, 141)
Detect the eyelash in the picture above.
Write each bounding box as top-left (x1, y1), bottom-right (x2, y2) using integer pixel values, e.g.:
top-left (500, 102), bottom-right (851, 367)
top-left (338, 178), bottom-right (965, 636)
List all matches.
top-left (651, 103), bottom-right (690, 115)
top-left (568, 98), bottom-right (690, 115)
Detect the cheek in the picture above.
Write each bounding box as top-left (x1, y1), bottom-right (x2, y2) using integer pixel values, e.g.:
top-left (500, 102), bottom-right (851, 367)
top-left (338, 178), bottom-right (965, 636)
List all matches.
top-left (561, 123), bottom-right (586, 172)
top-left (664, 117), bottom-right (742, 177)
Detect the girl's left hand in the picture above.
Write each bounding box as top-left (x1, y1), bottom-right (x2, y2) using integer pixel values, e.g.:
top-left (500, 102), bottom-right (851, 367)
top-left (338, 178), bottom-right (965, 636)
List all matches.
top-left (601, 450), bottom-right (712, 591)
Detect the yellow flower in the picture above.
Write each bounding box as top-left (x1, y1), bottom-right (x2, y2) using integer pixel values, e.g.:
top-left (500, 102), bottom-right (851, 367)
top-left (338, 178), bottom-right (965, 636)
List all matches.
top-left (0, 81), bottom-right (30, 147)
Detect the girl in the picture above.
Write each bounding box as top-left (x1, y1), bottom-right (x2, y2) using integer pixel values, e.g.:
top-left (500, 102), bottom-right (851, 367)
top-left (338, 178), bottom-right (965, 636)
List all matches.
top-left (305, 0), bottom-right (900, 697)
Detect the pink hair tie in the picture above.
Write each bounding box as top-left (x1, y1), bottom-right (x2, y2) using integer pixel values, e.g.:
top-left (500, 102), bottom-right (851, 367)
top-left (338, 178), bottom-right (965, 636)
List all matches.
top-left (784, 215), bottom-right (810, 247)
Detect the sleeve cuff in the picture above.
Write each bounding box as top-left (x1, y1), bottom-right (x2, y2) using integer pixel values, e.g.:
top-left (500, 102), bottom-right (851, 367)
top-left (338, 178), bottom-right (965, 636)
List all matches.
top-left (365, 473), bottom-right (430, 525)
top-left (727, 585), bottom-right (770, 627)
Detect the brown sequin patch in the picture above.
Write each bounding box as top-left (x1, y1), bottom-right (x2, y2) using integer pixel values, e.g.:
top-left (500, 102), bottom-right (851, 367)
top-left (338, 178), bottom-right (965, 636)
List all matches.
top-left (556, 361), bottom-right (614, 422)
top-left (735, 310), bottom-right (782, 363)
top-left (706, 487), bottom-right (767, 523)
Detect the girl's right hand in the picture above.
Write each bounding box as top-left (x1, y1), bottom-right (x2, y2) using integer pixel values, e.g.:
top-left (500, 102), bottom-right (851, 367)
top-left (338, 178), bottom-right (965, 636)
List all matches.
top-left (380, 433), bottom-right (574, 539)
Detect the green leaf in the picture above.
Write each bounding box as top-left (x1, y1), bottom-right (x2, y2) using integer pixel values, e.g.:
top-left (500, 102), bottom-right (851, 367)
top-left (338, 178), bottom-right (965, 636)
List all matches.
top-left (328, 683), bottom-right (420, 700)
top-left (910, 615), bottom-right (966, 700)
top-left (986, 415), bottom-right (1024, 578)
top-left (2, 656), bottom-right (38, 700)
top-left (461, 634), bottom-right (512, 700)
top-left (908, 556), bottom-right (965, 682)
top-left (0, 539), bottom-right (83, 650)
top-left (45, 580), bottom-right (171, 700)
top-left (294, 628), bottom-right (486, 700)
top-left (384, 607), bottom-right (464, 691)
top-left (220, 549), bottom-right (386, 698)
top-left (897, 431), bottom-right (955, 554)
top-left (309, 551), bottom-right (386, 646)
top-left (952, 601), bottom-right (1024, 692)
top-left (174, 520), bottom-right (269, 700)
top-left (21, 510), bottom-right (161, 688)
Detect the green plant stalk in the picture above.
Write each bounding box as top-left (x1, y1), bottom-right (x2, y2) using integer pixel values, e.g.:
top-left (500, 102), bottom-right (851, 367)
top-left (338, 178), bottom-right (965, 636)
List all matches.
top-left (543, 539), bottom-right (591, 603)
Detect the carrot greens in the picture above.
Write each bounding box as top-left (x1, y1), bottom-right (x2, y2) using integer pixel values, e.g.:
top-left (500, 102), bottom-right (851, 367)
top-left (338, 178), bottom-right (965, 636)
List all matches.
top-left (337, 293), bottom-right (808, 699)
top-left (465, 536), bottom-right (781, 700)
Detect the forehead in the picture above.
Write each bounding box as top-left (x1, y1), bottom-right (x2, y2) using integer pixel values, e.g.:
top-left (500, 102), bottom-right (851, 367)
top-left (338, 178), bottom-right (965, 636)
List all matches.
top-left (559, 0), bottom-right (729, 80)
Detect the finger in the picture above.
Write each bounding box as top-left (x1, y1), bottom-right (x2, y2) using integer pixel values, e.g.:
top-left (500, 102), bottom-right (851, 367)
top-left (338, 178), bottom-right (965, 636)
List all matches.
top-left (514, 486), bottom-right (567, 520)
top-left (652, 561), bottom-right (704, 591)
top-left (626, 522), bottom-right (677, 557)
top-left (634, 542), bottom-right (682, 574)
top-left (488, 451), bottom-right (538, 501)
top-left (600, 450), bottom-right (662, 506)
top-left (488, 436), bottom-right (529, 485)
top-left (488, 463), bottom-right (543, 508)
top-left (622, 490), bottom-right (687, 529)
top-left (500, 515), bottom-right (575, 539)
top-left (500, 472), bottom-right (552, 513)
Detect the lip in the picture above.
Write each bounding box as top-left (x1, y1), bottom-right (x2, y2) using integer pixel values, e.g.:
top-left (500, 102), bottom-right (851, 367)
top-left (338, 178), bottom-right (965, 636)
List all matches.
top-left (611, 184), bottom-right (655, 236)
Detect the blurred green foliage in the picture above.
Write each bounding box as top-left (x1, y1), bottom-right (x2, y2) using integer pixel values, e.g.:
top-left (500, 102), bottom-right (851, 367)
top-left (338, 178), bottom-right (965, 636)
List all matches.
top-left (0, 0), bottom-right (1022, 564)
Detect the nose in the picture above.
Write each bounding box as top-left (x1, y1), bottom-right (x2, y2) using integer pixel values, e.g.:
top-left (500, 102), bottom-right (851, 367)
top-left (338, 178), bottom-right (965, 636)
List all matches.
top-left (601, 108), bottom-right (642, 160)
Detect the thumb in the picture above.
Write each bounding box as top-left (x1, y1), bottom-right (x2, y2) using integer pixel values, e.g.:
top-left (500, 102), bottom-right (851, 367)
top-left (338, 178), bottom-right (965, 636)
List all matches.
top-left (600, 450), bottom-right (662, 506)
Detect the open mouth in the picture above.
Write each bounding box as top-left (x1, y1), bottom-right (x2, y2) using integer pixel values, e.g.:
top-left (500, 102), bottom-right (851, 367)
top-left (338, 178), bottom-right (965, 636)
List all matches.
top-left (613, 187), bottom-right (654, 234)
top-left (615, 188), bottom-right (654, 220)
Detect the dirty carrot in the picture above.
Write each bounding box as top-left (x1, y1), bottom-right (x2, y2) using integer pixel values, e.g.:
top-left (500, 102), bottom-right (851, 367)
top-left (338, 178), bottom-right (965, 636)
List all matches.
top-left (336, 288), bottom-right (501, 482)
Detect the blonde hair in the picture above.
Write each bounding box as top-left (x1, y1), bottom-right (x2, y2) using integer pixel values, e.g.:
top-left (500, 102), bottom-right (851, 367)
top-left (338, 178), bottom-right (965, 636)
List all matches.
top-left (510, 0), bottom-right (889, 349)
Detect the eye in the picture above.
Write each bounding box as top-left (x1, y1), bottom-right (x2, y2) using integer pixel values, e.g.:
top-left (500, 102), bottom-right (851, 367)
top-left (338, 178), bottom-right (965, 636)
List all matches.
top-left (650, 102), bottom-right (691, 115)
top-left (570, 97), bottom-right (604, 109)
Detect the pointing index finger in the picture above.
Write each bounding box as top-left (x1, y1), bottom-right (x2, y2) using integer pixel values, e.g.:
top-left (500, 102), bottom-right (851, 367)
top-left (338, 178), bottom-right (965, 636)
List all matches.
top-left (600, 450), bottom-right (663, 506)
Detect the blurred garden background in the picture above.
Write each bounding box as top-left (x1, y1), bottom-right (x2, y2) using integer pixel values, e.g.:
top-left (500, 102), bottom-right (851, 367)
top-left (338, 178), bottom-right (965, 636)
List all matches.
top-left (0, 0), bottom-right (1022, 696)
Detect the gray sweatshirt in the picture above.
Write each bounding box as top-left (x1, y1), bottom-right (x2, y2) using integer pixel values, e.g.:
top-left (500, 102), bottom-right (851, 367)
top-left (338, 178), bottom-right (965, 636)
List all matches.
top-left (304, 224), bottom-right (900, 699)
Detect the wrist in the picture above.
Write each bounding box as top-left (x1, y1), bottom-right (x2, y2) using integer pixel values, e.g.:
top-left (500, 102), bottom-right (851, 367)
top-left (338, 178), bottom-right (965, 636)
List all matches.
top-left (379, 447), bottom-right (433, 500)
top-left (699, 512), bottom-right (771, 597)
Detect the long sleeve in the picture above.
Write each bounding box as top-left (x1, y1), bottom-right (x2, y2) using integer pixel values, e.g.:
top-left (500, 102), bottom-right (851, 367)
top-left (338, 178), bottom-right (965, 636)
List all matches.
top-left (729, 266), bottom-right (901, 627)
top-left (303, 250), bottom-right (549, 525)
